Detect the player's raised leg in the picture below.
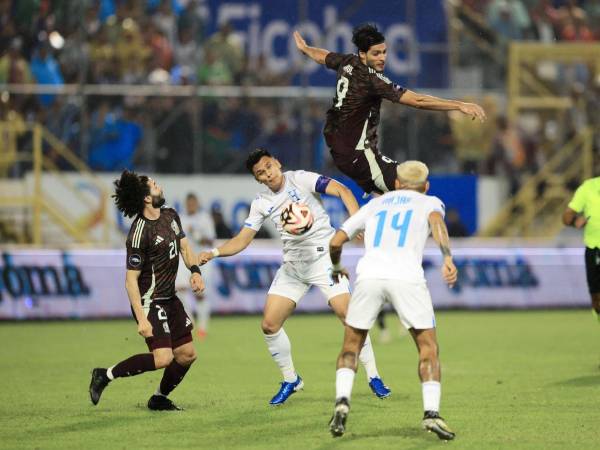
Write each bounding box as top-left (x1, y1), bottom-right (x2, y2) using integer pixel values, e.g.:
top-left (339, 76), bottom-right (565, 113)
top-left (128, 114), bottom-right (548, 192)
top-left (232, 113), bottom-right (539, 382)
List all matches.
top-left (261, 293), bottom-right (303, 405)
top-left (410, 328), bottom-right (455, 441)
top-left (330, 325), bottom-right (368, 437)
top-left (329, 293), bottom-right (391, 398)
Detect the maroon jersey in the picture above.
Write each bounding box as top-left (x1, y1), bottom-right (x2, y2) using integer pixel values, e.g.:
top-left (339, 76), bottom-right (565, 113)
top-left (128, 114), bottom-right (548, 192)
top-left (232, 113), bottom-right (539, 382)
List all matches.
top-left (126, 208), bottom-right (186, 304)
top-left (323, 52), bottom-right (406, 159)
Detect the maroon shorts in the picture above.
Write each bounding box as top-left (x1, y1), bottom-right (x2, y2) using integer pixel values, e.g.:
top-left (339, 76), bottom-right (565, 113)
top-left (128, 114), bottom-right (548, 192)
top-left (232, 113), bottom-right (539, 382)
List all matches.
top-left (326, 135), bottom-right (397, 194)
top-left (137, 297), bottom-right (193, 351)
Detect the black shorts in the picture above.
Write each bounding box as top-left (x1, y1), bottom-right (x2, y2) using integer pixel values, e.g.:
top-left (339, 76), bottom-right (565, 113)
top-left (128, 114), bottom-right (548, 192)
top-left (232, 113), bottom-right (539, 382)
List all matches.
top-left (134, 296), bottom-right (193, 351)
top-left (585, 248), bottom-right (600, 294)
top-left (329, 144), bottom-right (398, 195)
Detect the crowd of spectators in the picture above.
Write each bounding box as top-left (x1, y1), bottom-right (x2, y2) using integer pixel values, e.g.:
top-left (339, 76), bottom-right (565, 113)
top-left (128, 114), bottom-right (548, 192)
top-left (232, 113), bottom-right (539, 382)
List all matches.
top-left (0, 0), bottom-right (598, 202)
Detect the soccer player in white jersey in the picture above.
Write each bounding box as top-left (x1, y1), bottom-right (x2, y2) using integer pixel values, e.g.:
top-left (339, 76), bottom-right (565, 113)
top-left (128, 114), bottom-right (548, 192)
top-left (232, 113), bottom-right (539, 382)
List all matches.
top-left (327, 161), bottom-right (458, 440)
top-left (199, 148), bottom-right (390, 405)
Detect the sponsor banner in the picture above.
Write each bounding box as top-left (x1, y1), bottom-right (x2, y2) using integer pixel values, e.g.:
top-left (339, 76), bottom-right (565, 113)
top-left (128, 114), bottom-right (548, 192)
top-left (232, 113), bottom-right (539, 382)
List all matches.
top-left (202, 0), bottom-right (449, 87)
top-left (0, 244), bottom-right (590, 319)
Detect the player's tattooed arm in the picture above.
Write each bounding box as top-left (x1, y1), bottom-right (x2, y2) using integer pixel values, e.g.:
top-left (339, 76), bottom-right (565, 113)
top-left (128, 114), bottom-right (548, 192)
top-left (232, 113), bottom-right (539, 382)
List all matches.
top-left (293, 31), bottom-right (329, 64)
top-left (199, 227), bottom-right (257, 265)
top-left (428, 211), bottom-right (458, 287)
top-left (325, 180), bottom-right (360, 215)
top-left (329, 230), bottom-right (351, 283)
top-left (400, 90), bottom-right (486, 122)
top-left (125, 269), bottom-right (153, 337)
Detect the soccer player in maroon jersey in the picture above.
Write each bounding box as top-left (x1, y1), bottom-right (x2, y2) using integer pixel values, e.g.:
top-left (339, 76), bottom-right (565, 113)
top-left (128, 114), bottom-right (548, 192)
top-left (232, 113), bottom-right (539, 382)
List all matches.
top-left (89, 170), bottom-right (205, 411)
top-left (294, 24), bottom-right (486, 195)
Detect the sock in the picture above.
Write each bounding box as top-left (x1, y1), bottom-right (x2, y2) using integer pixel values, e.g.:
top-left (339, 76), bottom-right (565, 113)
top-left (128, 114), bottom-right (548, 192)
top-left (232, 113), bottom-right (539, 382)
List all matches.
top-left (335, 368), bottom-right (356, 401)
top-left (359, 334), bottom-right (380, 379)
top-left (196, 298), bottom-right (210, 331)
top-left (422, 381), bottom-right (441, 412)
top-left (264, 328), bottom-right (297, 382)
top-left (159, 360), bottom-right (192, 396)
top-left (110, 353), bottom-right (156, 378)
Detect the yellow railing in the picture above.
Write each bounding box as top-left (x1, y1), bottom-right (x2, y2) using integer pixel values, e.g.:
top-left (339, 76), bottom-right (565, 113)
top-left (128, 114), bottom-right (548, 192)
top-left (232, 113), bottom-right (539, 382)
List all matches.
top-left (479, 128), bottom-right (593, 237)
top-left (0, 121), bottom-right (111, 245)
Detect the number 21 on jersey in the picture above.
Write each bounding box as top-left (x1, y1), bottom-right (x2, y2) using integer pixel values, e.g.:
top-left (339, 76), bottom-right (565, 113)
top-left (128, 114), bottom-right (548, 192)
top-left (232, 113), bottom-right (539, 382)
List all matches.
top-left (373, 210), bottom-right (413, 247)
top-left (335, 76), bottom-right (349, 108)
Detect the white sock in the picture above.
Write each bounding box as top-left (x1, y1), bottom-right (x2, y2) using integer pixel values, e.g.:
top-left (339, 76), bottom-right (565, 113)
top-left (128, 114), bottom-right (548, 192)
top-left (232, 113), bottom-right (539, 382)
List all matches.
top-left (196, 298), bottom-right (210, 331)
top-left (359, 334), bottom-right (380, 379)
top-left (422, 381), bottom-right (441, 412)
top-left (264, 328), bottom-right (297, 382)
top-left (154, 388), bottom-right (166, 397)
top-left (106, 366), bottom-right (115, 381)
top-left (335, 368), bottom-right (356, 401)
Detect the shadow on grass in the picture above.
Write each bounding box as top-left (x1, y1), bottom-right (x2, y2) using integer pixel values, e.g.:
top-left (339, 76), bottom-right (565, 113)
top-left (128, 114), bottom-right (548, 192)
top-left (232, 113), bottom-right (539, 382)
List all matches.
top-left (311, 426), bottom-right (440, 450)
top-left (554, 374), bottom-right (600, 387)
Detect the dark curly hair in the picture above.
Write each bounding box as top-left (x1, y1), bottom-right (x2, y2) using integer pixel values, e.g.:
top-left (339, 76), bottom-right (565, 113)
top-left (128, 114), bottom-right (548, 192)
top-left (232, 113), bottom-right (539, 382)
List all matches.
top-left (245, 148), bottom-right (273, 174)
top-left (112, 170), bottom-right (150, 218)
top-left (352, 23), bottom-right (385, 53)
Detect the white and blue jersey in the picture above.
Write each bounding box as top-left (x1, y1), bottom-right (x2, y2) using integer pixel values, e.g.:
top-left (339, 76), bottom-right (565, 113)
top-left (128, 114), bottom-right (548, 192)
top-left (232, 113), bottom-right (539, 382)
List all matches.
top-left (244, 170), bottom-right (334, 262)
top-left (341, 190), bottom-right (445, 283)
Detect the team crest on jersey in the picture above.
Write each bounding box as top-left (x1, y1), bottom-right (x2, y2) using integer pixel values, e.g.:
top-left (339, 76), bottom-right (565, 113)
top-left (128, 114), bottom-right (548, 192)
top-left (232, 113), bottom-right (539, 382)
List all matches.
top-left (287, 189), bottom-right (301, 202)
top-left (343, 64), bottom-right (353, 75)
top-left (171, 220), bottom-right (180, 235)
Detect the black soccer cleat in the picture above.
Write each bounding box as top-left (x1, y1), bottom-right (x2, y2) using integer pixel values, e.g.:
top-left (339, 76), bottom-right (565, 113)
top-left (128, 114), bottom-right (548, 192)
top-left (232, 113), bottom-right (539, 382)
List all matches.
top-left (422, 410), bottom-right (456, 440)
top-left (329, 397), bottom-right (350, 438)
top-left (147, 395), bottom-right (183, 411)
top-left (89, 368), bottom-right (111, 406)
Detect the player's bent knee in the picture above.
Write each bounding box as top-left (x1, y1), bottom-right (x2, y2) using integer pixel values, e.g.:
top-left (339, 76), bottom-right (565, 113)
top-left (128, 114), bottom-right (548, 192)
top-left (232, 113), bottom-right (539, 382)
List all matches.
top-left (176, 350), bottom-right (197, 366)
top-left (154, 352), bottom-right (174, 369)
top-left (261, 320), bottom-right (281, 335)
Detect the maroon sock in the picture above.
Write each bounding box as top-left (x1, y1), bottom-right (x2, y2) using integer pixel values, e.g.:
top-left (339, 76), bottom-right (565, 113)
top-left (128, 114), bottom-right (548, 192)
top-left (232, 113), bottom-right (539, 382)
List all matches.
top-left (111, 353), bottom-right (156, 378)
top-left (159, 361), bottom-right (191, 396)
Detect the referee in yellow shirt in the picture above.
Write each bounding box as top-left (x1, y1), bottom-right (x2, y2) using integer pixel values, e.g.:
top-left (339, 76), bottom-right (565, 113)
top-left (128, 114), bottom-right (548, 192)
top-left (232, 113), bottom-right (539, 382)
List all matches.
top-left (563, 177), bottom-right (600, 321)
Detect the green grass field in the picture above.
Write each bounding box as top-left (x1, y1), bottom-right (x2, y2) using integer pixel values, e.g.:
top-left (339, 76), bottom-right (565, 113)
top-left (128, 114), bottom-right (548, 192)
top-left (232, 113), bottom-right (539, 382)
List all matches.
top-left (1, 311), bottom-right (599, 450)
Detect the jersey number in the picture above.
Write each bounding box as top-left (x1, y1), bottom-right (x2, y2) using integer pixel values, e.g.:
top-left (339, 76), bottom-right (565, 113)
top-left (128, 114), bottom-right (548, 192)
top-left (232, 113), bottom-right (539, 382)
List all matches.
top-left (335, 76), bottom-right (349, 108)
top-left (169, 241), bottom-right (178, 259)
top-left (373, 210), bottom-right (413, 247)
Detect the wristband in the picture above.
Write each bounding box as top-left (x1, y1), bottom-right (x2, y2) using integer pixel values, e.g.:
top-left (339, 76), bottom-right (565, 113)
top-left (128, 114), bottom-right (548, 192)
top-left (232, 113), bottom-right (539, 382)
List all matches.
top-left (190, 265), bottom-right (202, 275)
top-left (211, 248), bottom-right (220, 257)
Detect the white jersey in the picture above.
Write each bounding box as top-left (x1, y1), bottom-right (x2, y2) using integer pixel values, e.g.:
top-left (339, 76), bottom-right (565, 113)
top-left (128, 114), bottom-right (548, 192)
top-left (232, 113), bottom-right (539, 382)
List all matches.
top-left (244, 170), bottom-right (335, 262)
top-left (341, 190), bottom-right (445, 283)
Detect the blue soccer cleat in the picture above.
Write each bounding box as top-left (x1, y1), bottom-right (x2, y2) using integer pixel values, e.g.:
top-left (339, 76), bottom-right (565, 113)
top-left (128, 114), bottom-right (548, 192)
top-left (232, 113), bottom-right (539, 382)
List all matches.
top-left (269, 375), bottom-right (304, 405)
top-left (369, 377), bottom-right (391, 398)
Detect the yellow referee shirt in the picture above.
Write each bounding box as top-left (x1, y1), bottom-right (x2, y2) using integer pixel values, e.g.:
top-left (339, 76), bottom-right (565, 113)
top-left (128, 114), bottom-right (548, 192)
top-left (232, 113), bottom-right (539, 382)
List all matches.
top-left (568, 177), bottom-right (600, 249)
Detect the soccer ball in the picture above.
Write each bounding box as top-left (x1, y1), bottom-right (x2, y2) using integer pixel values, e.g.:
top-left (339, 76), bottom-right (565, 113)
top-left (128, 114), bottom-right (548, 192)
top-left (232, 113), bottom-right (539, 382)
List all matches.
top-left (280, 202), bottom-right (314, 235)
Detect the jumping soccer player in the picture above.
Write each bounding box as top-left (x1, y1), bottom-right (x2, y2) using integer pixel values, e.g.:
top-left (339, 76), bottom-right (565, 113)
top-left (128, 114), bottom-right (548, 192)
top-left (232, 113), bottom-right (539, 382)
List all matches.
top-left (294, 24), bottom-right (486, 195)
top-left (198, 148), bottom-right (390, 405)
top-left (327, 161), bottom-right (457, 440)
top-left (89, 170), bottom-right (205, 411)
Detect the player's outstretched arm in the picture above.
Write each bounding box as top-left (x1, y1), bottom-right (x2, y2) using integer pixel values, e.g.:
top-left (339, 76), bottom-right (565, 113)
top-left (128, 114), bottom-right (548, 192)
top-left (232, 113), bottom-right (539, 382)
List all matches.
top-left (125, 269), bottom-right (153, 337)
top-left (400, 90), bottom-right (486, 122)
top-left (325, 180), bottom-right (360, 216)
top-left (428, 212), bottom-right (458, 287)
top-left (329, 230), bottom-right (351, 283)
top-left (199, 227), bottom-right (257, 265)
top-left (293, 31), bottom-right (330, 65)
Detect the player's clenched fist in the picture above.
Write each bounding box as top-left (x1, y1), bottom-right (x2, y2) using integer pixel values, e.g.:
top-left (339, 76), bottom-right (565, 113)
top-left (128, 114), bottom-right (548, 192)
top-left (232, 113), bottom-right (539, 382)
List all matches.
top-left (441, 257), bottom-right (458, 288)
top-left (190, 273), bottom-right (205, 294)
top-left (137, 318), bottom-right (153, 338)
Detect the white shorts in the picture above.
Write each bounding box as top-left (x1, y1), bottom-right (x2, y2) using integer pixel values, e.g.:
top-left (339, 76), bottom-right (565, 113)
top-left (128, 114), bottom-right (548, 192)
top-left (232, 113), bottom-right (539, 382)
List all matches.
top-left (268, 253), bottom-right (350, 303)
top-left (346, 279), bottom-right (435, 330)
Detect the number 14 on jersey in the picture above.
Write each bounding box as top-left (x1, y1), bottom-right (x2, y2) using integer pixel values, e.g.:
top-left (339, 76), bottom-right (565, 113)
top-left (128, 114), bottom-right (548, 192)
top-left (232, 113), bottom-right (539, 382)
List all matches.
top-left (373, 210), bottom-right (413, 247)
